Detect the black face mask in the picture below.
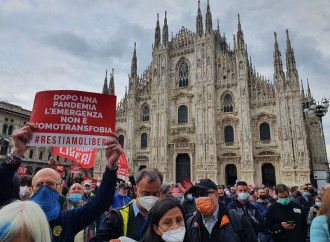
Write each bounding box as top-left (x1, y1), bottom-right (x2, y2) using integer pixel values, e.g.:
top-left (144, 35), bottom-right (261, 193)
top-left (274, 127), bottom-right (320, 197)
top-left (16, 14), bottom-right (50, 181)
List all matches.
top-left (259, 195), bottom-right (267, 200)
top-left (309, 189), bottom-right (314, 193)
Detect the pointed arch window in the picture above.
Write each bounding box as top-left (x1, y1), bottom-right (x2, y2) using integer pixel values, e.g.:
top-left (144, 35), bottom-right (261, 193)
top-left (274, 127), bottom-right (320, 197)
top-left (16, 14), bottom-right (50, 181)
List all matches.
top-left (141, 105), bottom-right (150, 122)
top-left (224, 126), bottom-right (234, 143)
top-left (178, 105), bottom-right (188, 124)
top-left (141, 133), bottom-right (148, 149)
top-left (179, 62), bottom-right (189, 87)
top-left (119, 135), bottom-right (124, 149)
top-left (223, 94), bottom-right (234, 112)
top-left (260, 123), bottom-right (271, 141)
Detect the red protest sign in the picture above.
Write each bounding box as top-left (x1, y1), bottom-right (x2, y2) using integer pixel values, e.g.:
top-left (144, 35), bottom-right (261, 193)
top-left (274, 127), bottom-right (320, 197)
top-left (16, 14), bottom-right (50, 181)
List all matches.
top-left (179, 178), bottom-right (194, 192)
top-left (57, 165), bottom-right (64, 177)
top-left (70, 164), bottom-right (82, 174)
top-left (83, 177), bottom-right (97, 190)
top-left (171, 187), bottom-right (182, 198)
top-left (18, 167), bottom-right (27, 176)
top-left (28, 90), bottom-right (116, 148)
top-left (117, 152), bottom-right (128, 180)
top-left (52, 147), bottom-right (97, 169)
top-left (118, 151), bottom-right (128, 164)
top-left (117, 163), bottom-right (128, 180)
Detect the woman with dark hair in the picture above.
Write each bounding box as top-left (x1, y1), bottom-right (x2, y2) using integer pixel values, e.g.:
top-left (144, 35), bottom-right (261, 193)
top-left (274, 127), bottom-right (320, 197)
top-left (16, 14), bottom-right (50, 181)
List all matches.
top-left (310, 187), bottom-right (330, 242)
top-left (307, 196), bottom-right (322, 225)
top-left (140, 198), bottom-right (190, 242)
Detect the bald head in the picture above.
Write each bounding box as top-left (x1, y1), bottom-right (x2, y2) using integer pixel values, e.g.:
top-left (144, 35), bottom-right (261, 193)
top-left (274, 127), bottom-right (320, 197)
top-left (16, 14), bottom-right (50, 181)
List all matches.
top-left (30, 168), bottom-right (63, 196)
top-left (69, 183), bottom-right (84, 196)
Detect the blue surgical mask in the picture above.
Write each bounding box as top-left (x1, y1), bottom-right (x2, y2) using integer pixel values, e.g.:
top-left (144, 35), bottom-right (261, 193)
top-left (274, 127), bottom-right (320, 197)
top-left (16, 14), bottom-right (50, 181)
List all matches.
top-left (188, 195), bottom-right (193, 200)
top-left (30, 185), bottom-right (60, 221)
top-left (120, 193), bottom-right (127, 197)
top-left (84, 190), bottom-right (91, 194)
top-left (318, 191), bottom-right (322, 195)
top-left (316, 202), bottom-right (321, 207)
top-left (238, 193), bottom-right (249, 201)
top-left (70, 193), bottom-right (82, 203)
top-left (303, 192), bottom-right (309, 196)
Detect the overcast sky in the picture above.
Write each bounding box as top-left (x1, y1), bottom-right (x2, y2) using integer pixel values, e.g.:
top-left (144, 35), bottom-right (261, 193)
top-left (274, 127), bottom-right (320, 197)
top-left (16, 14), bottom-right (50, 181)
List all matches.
top-left (1, 0), bottom-right (330, 158)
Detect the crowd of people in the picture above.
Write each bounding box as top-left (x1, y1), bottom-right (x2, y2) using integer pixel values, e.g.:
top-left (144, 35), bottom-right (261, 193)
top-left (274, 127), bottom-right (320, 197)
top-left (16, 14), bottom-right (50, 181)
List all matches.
top-left (0, 122), bottom-right (329, 242)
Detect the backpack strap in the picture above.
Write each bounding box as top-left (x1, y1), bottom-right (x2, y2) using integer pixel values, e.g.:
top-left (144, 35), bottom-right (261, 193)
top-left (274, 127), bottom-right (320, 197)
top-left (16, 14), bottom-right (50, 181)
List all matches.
top-left (227, 209), bottom-right (245, 241)
top-left (118, 199), bottom-right (135, 237)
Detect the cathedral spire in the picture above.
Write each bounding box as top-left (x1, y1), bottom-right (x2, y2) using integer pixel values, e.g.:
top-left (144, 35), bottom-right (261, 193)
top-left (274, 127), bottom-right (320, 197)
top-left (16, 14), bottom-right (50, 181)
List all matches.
top-left (233, 34), bottom-right (236, 51)
top-left (285, 29), bottom-right (297, 73)
top-left (307, 78), bottom-right (312, 98)
top-left (154, 13), bottom-right (161, 48)
top-left (196, 0), bottom-right (203, 37)
top-left (109, 68), bottom-right (115, 95)
top-left (236, 14), bottom-right (245, 50)
top-left (131, 42), bottom-right (137, 78)
top-left (162, 11), bottom-right (168, 46)
top-left (273, 32), bottom-right (285, 81)
top-left (102, 70), bottom-right (108, 94)
top-left (205, 0), bottom-right (213, 34)
top-left (300, 79), bottom-right (305, 98)
top-left (217, 19), bottom-right (221, 36)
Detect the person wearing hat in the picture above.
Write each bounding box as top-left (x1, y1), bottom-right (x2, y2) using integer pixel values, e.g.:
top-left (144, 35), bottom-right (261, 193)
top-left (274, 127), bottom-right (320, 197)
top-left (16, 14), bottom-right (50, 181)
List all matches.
top-left (111, 184), bottom-right (133, 209)
top-left (186, 179), bottom-right (257, 242)
top-left (83, 180), bottom-right (94, 203)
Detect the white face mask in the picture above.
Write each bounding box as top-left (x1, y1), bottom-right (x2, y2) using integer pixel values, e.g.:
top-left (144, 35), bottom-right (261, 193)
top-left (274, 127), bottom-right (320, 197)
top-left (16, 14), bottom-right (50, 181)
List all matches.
top-left (159, 226), bottom-right (186, 242)
top-left (19, 186), bottom-right (30, 197)
top-left (138, 196), bottom-right (158, 212)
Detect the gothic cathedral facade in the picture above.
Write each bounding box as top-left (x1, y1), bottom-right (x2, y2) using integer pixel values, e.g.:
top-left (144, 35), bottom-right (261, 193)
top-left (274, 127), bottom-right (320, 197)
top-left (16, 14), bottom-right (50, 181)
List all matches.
top-left (94, 1), bottom-right (327, 187)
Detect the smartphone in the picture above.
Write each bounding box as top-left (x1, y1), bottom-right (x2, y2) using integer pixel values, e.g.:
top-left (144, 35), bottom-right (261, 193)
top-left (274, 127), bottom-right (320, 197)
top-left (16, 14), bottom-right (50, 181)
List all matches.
top-left (286, 221), bottom-right (295, 225)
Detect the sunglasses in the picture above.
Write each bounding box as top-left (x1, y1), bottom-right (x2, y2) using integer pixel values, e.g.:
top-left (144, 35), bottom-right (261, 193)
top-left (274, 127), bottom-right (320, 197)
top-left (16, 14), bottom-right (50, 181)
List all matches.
top-left (193, 191), bottom-right (216, 198)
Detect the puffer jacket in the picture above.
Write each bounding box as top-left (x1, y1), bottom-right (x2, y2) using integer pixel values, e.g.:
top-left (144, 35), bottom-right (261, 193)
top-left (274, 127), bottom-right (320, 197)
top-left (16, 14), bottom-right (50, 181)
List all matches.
top-left (310, 215), bottom-right (330, 242)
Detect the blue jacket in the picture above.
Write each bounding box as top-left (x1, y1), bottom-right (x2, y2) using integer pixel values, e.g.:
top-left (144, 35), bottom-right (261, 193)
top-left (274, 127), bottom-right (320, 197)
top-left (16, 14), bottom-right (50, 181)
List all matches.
top-left (228, 198), bottom-right (265, 234)
top-left (111, 192), bottom-right (132, 209)
top-left (49, 168), bottom-right (117, 241)
top-left (253, 199), bottom-right (269, 218)
top-left (310, 215), bottom-right (330, 242)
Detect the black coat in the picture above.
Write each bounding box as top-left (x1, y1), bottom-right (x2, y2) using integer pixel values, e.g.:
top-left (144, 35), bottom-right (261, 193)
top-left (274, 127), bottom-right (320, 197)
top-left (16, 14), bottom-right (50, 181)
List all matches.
top-left (186, 204), bottom-right (257, 242)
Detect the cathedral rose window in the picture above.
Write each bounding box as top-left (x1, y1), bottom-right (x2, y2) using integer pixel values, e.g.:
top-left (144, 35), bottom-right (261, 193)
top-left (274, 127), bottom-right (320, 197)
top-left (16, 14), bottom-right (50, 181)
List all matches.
top-left (179, 61), bottom-right (189, 87)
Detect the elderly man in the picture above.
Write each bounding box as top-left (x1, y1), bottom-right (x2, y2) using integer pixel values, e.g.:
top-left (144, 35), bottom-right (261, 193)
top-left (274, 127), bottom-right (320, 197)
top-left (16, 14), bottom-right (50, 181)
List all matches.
top-left (64, 183), bottom-right (94, 241)
top-left (1, 122), bottom-right (121, 241)
top-left (187, 179), bottom-right (258, 242)
top-left (91, 168), bottom-right (163, 241)
top-left (159, 182), bottom-right (172, 200)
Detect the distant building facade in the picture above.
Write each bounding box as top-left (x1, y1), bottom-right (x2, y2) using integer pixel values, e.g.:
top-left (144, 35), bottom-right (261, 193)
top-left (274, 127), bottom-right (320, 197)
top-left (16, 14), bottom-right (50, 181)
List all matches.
top-left (94, 1), bottom-right (327, 186)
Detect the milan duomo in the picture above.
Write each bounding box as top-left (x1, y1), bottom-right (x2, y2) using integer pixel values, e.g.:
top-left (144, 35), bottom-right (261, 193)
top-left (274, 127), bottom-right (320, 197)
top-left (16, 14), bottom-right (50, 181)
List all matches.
top-left (93, 1), bottom-right (327, 186)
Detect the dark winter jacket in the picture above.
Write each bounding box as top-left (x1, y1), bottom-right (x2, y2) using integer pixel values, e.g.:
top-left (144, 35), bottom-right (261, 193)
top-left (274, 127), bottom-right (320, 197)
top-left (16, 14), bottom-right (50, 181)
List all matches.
top-left (0, 159), bottom-right (20, 206)
top-left (228, 198), bottom-right (265, 234)
top-left (48, 167), bottom-right (117, 241)
top-left (253, 199), bottom-right (269, 218)
top-left (186, 204), bottom-right (258, 242)
top-left (218, 195), bottom-right (232, 206)
top-left (265, 201), bottom-right (307, 242)
top-left (181, 198), bottom-right (196, 219)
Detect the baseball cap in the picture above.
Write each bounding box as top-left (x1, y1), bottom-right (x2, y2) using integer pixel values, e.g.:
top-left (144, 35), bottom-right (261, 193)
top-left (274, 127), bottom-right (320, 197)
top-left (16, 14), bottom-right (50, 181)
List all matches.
top-left (188, 179), bottom-right (217, 193)
top-left (118, 184), bottom-right (129, 189)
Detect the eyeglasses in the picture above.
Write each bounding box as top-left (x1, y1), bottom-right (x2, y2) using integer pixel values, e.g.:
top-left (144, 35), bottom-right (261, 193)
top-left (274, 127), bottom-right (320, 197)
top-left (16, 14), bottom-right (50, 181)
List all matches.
top-left (193, 191), bottom-right (216, 198)
top-left (32, 181), bottom-right (61, 190)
